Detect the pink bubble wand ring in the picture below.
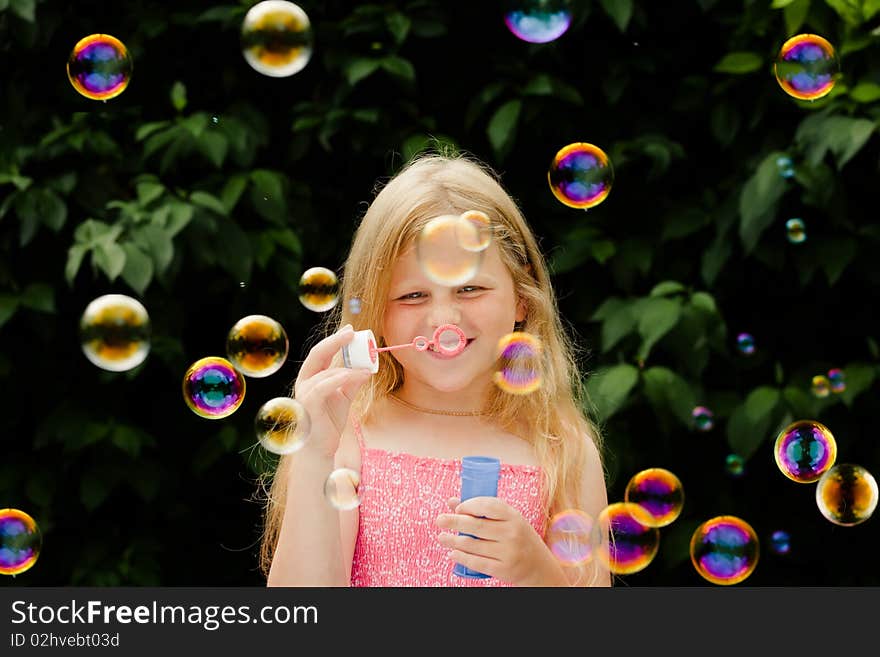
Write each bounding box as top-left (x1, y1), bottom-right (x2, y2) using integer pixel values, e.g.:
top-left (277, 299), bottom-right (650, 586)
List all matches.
top-left (371, 323), bottom-right (467, 358)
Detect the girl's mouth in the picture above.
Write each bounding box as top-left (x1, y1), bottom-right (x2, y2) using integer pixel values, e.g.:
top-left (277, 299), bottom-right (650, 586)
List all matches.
top-left (429, 338), bottom-right (474, 359)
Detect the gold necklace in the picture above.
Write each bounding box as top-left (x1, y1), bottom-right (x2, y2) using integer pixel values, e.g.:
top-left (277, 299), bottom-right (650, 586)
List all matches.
top-left (389, 393), bottom-right (488, 417)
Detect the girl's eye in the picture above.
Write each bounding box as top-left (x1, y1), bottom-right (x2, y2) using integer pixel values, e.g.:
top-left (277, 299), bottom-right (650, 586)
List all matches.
top-left (400, 292), bottom-right (424, 300)
top-left (459, 286), bottom-right (483, 293)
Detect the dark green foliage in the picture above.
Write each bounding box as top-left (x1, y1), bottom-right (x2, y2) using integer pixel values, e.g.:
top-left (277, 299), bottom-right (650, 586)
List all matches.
top-left (1, 0), bottom-right (878, 586)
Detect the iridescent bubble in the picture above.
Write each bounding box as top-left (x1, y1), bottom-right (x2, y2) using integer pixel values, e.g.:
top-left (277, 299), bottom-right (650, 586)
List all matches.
top-left (182, 356), bottom-right (246, 419)
top-left (324, 468), bottom-right (361, 510)
top-left (815, 463), bottom-right (878, 527)
top-left (725, 454), bottom-right (746, 478)
top-left (79, 294), bottom-right (151, 372)
top-left (254, 397), bottom-right (311, 455)
top-left (736, 332), bottom-right (755, 356)
top-left (67, 34), bottom-right (133, 101)
top-left (769, 529), bottom-right (791, 555)
top-left (546, 509), bottom-right (598, 566)
top-left (226, 314), bottom-right (289, 378)
top-left (786, 218), bottom-right (806, 244)
top-left (595, 502), bottom-right (660, 575)
top-left (349, 298), bottom-right (362, 315)
top-left (298, 267), bottom-right (340, 312)
top-left (827, 368), bottom-right (846, 394)
top-left (811, 374), bottom-right (831, 398)
top-left (416, 215), bottom-right (484, 286)
top-left (690, 516), bottom-right (759, 585)
top-left (774, 34), bottom-right (839, 101)
top-left (0, 509), bottom-right (41, 576)
top-left (548, 143), bottom-right (614, 209)
top-left (624, 468), bottom-right (685, 528)
top-left (692, 406), bottom-right (714, 432)
top-left (776, 155), bottom-right (796, 179)
top-left (493, 331), bottom-right (543, 395)
top-left (774, 419), bottom-right (837, 483)
top-left (503, 0), bottom-right (573, 44)
top-left (456, 210), bottom-right (493, 252)
top-left (241, 0), bottom-right (313, 77)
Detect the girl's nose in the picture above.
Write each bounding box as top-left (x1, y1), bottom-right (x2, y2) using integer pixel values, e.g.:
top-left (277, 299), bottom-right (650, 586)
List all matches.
top-left (427, 301), bottom-right (462, 328)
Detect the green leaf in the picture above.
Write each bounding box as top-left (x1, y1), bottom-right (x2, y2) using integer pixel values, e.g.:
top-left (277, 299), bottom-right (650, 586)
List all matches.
top-left (739, 151), bottom-right (788, 253)
top-left (700, 235), bottom-right (732, 285)
top-left (642, 366), bottom-right (697, 427)
top-left (196, 131), bottom-right (228, 168)
top-left (599, 0), bottom-right (633, 31)
top-left (783, 385), bottom-right (815, 417)
top-left (190, 191), bottom-right (228, 216)
top-left (848, 82), bottom-right (880, 103)
top-left (165, 202), bottom-right (194, 237)
top-left (136, 181), bottom-right (165, 206)
top-left (635, 297), bottom-right (682, 359)
top-left (65, 244), bottom-right (88, 286)
top-left (795, 113), bottom-right (876, 170)
top-left (690, 291), bottom-right (719, 316)
top-left (380, 56), bottom-right (415, 81)
top-left (586, 364), bottom-right (640, 421)
top-left (783, 0), bottom-right (810, 34)
top-left (837, 362), bottom-right (876, 407)
top-left (819, 237), bottom-right (856, 285)
top-left (19, 283), bottom-right (55, 313)
top-left (214, 216), bottom-right (253, 282)
top-left (487, 99), bottom-right (522, 158)
top-left (824, 0), bottom-right (864, 24)
top-left (9, 0), bottom-right (35, 21)
top-left (0, 294), bottom-right (19, 328)
top-left (135, 121), bottom-right (171, 142)
top-left (14, 187), bottom-right (67, 240)
top-left (170, 81), bottom-right (188, 112)
top-left (80, 471), bottom-right (112, 511)
top-left (386, 12), bottom-right (411, 44)
top-left (744, 386), bottom-right (781, 423)
top-left (132, 224), bottom-right (174, 273)
top-left (726, 402), bottom-right (774, 460)
top-left (650, 281), bottom-right (687, 297)
top-left (120, 243), bottom-right (155, 295)
top-left (346, 58), bottom-right (381, 86)
top-left (221, 174), bottom-right (249, 214)
top-left (771, 0), bottom-right (797, 7)
top-left (599, 302), bottom-right (637, 352)
top-left (93, 241), bottom-right (127, 281)
top-left (180, 114), bottom-right (208, 138)
top-left (713, 51), bottom-right (764, 74)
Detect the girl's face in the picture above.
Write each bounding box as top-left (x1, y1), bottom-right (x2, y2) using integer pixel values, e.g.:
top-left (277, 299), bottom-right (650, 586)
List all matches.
top-left (382, 238), bottom-right (526, 395)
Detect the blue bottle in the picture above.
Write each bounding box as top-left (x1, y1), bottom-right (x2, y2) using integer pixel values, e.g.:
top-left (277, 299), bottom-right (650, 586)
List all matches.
top-left (453, 456), bottom-right (501, 579)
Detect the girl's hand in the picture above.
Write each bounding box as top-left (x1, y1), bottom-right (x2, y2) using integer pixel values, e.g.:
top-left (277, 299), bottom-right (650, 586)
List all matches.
top-left (293, 325), bottom-right (372, 459)
top-left (435, 496), bottom-right (568, 587)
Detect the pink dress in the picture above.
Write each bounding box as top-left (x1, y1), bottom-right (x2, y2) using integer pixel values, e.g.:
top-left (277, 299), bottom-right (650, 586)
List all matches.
top-left (349, 417), bottom-right (547, 587)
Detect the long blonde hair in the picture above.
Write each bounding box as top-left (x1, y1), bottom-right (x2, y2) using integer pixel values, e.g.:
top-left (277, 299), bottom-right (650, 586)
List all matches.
top-left (259, 151), bottom-right (605, 582)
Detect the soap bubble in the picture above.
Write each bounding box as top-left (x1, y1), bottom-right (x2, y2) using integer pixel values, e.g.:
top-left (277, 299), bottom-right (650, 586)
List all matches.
top-left (774, 419), bottom-right (837, 483)
top-left (80, 294), bottom-right (151, 372)
top-left (811, 374), bottom-right (831, 398)
top-left (226, 314), bottom-right (289, 378)
top-left (416, 215), bottom-right (484, 286)
top-left (624, 467), bottom-right (685, 527)
top-left (241, 0), bottom-right (313, 77)
top-left (595, 502), bottom-right (660, 575)
top-left (182, 356), bottom-right (246, 419)
top-left (349, 298), bottom-right (362, 315)
top-left (456, 210), bottom-right (493, 252)
top-left (827, 368), bottom-right (846, 394)
top-left (769, 529), bottom-right (791, 555)
top-left (776, 155), bottom-right (796, 179)
top-left (546, 509), bottom-right (598, 566)
top-left (690, 515), bottom-right (759, 585)
top-left (254, 397), bottom-right (311, 455)
top-left (775, 34), bottom-right (839, 101)
top-left (324, 468), bottom-right (361, 510)
top-left (815, 463), bottom-right (878, 527)
top-left (504, 0), bottom-right (573, 44)
top-left (786, 218), bottom-right (806, 244)
top-left (725, 454), bottom-right (746, 478)
top-left (0, 509), bottom-right (41, 576)
top-left (548, 142), bottom-right (614, 209)
top-left (692, 406), bottom-right (714, 432)
top-left (67, 34), bottom-right (132, 100)
top-left (493, 331), bottom-right (543, 395)
top-left (736, 332), bottom-right (755, 356)
top-left (298, 267), bottom-right (340, 312)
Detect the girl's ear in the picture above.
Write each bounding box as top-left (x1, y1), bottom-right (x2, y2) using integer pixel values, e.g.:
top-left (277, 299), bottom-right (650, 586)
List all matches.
top-left (515, 296), bottom-right (527, 323)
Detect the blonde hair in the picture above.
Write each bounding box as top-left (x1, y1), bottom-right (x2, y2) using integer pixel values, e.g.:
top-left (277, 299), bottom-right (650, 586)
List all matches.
top-left (258, 151), bottom-right (605, 583)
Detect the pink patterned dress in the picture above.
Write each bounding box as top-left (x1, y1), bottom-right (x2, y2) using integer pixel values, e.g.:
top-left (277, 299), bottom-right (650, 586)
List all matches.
top-left (349, 418), bottom-right (547, 587)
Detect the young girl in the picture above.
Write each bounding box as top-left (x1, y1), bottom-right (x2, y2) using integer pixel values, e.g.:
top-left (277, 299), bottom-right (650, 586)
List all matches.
top-left (260, 152), bottom-right (610, 587)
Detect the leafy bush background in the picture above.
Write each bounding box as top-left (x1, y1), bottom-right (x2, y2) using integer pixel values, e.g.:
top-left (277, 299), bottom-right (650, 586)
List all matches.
top-left (1, 0), bottom-right (878, 586)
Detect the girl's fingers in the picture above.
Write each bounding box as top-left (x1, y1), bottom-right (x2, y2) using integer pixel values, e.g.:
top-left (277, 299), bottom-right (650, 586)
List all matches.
top-left (296, 325), bottom-right (356, 383)
top-left (435, 513), bottom-right (499, 541)
top-left (296, 366), bottom-right (361, 398)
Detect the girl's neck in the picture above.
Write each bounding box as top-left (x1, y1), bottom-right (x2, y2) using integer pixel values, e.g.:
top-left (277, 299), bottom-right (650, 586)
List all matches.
top-left (392, 382), bottom-right (489, 416)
